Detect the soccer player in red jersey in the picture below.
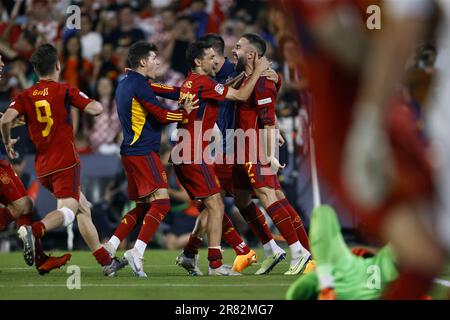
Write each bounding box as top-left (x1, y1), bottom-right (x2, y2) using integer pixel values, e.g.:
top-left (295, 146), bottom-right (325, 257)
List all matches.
top-left (231, 33), bottom-right (312, 275)
top-left (172, 40), bottom-right (269, 275)
top-left (104, 42), bottom-right (196, 277)
top-left (0, 53), bottom-right (71, 275)
top-left (0, 44), bottom-right (126, 276)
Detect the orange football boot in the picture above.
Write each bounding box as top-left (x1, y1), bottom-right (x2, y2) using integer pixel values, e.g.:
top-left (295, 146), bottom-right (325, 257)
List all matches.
top-left (232, 249), bottom-right (258, 272)
top-left (303, 259), bottom-right (317, 274)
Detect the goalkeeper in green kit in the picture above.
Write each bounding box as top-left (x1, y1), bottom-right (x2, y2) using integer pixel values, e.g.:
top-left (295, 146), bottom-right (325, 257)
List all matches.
top-left (286, 205), bottom-right (398, 300)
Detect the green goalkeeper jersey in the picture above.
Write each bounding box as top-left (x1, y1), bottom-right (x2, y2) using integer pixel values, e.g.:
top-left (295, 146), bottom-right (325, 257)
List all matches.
top-left (286, 246), bottom-right (398, 300)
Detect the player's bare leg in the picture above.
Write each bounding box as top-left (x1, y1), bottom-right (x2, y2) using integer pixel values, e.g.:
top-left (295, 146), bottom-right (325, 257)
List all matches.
top-left (76, 192), bottom-right (127, 277)
top-left (17, 197), bottom-right (78, 266)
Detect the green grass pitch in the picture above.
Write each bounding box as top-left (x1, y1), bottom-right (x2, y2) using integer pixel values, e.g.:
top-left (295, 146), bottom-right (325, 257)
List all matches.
top-left (0, 249), bottom-right (449, 300)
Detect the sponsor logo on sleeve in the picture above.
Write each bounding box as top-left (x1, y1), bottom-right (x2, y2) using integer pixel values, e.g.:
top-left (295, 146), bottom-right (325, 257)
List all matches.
top-left (257, 98), bottom-right (272, 106)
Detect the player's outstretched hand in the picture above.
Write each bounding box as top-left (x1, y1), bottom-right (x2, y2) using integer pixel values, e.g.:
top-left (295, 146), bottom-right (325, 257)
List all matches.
top-left (254, 56), bottom-right (270, 73)
top-left (6, 136), bottom-right (20, 159)
top-left (182, 96), bottom-right (199, 114)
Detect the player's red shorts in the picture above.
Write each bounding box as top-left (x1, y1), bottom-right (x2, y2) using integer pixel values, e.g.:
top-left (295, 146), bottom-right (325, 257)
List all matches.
top-left (0, 159), bottom-right (27, 205)
top-left (39, 163), bottom-right (81, 201)
top-left (233, 162), bottom-right (280, 191)
top-left (174, 163), bottom-right (221, 199)
top-left (122, 152), bottom-right (168, 201)
top-left (214, 163), bottom-right (234, 196)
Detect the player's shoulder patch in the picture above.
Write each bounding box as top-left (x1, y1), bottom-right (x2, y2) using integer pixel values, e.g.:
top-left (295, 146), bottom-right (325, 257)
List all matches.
top-left (214, 83), bottom-right (225, 95)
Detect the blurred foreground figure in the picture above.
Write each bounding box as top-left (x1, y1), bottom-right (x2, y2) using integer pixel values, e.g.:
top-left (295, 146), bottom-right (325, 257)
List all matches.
top-left (278, 0), bottom-right (447, 299)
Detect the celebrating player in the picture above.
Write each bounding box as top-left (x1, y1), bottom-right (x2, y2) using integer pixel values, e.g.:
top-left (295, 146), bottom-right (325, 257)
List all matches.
top-left (105, 41), bottom-right (195, 277)
top-left (176, 34), bottom-right (288, 275)
top-left (0, 53), bottom-right (71, 275)
top-left (0, 44), bottom-right (126, 277)
top-left (231, 33), bottom-right (311, 275)
top-left (172, 40), bottom-right (269, 275)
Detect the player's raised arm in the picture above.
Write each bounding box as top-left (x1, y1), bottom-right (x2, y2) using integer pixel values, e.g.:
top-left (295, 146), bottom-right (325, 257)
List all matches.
top-left (225, 56), bottom-right (270, 101)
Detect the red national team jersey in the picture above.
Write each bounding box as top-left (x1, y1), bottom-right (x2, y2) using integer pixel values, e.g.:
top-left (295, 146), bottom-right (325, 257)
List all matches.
top-left (235, 76), bottom-right (277, 163)
top-left (9, 80), bottom-right (92, 177)
top-left (176, 73), bottom-right (228, 163)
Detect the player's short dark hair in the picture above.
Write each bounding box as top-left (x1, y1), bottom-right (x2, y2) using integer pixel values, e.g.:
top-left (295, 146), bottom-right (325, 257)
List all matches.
top-left (242, 33), bottom-right (266, 57)
top-left (186, 40), bottom-right (212, 71)
top-left (128, 41), bottom-right (158, 70)
top-left (30, 43), bottom-right (58, 77)
top-left (199, 33), bottom-right (225, 56)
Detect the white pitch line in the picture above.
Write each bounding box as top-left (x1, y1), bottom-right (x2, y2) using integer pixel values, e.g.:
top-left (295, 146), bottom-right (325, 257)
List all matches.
top-left (0, 283), bottom-right (292, 288)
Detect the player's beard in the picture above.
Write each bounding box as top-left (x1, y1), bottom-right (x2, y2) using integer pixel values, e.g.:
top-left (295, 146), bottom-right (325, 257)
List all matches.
top-left (235, 56), bottom-right (246, 73)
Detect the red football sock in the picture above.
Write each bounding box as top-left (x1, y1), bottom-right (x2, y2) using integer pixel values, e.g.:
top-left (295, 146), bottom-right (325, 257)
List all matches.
top-left (34, 238), bottom-right (48, 266)
top-left (16, 212), bottom-right (33, 228)
top-left (0, 207), bottom-right (15, 231)
top-left (113, 203), bottom-right (149, 241)
top-left (93, 246), bottom-right (112, 266)
top-left (239, 202), bottom-right (273, 245)
top-left (208, 247), bottom-right (223, 268)
top-left (137, 199), bottom-right (170, 244)
top-left (266, 200), bottom-right (298, 245)
top-left (222, 214), bottom-right (250, 255)
top-left (279, 199), bottom-right (310, 251)
top-left (184, 234), bottom-right (203, 258)
top-left (383, 268), bottom-right (436, 300)
top-left (31, 221), bottom-right (46, 238)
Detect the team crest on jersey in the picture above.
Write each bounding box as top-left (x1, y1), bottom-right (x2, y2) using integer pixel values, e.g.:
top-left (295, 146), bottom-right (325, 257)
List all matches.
top-left (214, 84), bottom-right (225, 95)
top-left (0, 172), bottom-right (11, 184)
top-left (162, 171), bottom-right (168, 183)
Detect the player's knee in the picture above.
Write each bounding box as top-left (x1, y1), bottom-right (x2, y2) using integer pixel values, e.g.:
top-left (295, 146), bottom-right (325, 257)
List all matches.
top-left (256, 188), bottom-right (277, 208)
top-left (58, 207), bottom-right (76, 227)
top-left (204, 193), bottom-right (224, 214)
top-left (9, 196), bottom-right (33, 216)
top-left (58, 198), bottom-right (79, 216)
top-left (275, 189), bottom-right (285, 200)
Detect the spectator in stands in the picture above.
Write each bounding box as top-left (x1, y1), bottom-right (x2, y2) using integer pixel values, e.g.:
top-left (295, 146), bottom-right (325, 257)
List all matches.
top-left (112, 4), bottom-right (145, 48)
top-left (84, 77), bottom-right (121, 154)
top-left (80, 14), bottom-right (103, 62)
